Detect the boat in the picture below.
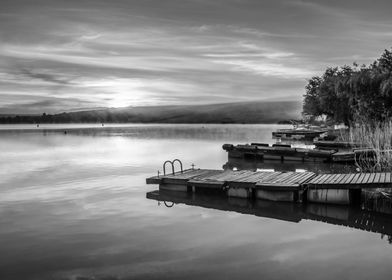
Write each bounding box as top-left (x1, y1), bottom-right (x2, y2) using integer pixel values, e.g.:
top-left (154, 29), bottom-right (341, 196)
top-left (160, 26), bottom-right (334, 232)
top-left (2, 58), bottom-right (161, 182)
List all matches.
top-left (272, 123), bottom-right (328, 141)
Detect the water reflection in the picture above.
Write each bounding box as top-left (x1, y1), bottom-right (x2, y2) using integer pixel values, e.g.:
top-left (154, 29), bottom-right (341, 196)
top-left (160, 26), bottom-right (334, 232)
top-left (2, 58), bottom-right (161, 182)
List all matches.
top-left (0, 123), bottom-right (290, 142)
top-left (147, 189), bottom-right (392, 244)
top-left (1, 124), bottom-right (392, 280)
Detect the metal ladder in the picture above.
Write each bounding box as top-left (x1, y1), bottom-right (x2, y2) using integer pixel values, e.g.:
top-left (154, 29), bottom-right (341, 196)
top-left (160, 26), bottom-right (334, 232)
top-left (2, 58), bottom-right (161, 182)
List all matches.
top-left (157, 159), bottom-right (188, 207)
top-left (161, 159), bottom-right (183, 176)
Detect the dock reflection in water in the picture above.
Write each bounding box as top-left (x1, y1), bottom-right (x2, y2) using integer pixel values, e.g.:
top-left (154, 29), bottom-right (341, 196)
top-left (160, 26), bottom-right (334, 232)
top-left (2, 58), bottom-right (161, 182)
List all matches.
top-left (147, 189), bottom-right (392, 244)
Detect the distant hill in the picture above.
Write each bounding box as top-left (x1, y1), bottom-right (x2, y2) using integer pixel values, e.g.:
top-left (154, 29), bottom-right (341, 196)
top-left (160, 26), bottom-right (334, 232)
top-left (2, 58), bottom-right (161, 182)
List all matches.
top-left (0, 101), bottom-right (302, 124)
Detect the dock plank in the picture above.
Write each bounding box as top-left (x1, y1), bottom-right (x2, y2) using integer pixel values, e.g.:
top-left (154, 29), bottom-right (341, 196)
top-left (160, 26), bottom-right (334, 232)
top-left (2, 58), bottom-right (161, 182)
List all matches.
top-left (300, 172), bottom-right (318, 183)
top-left (385, 173), bottom-right (392, 183)
top-left (362, 173), bottom-right (372, 184)
top-left (335, 174), bottom-right (348, 184)
top-left (323, 174), bottom-right (339, 184)
top-left (355, 173), bottom-right (367, 184)
top-left (191, 169), bottom-right (224, 180)
top-left (232, 172), bottom-right (257, 182)
top-left (262, 172), bottom-right (282, 182)
top-left (363, 173), bottom-right (373, 184)
top-left (272, 172), bottom-right (296, 183)
top-left (335, 174), bottom-right (349, 184)
top-left (161, 169), bottom-right (219, 185)
top-left (374, 173), bottom-right (381, 184)
top-left (282, 172), bottom-right (303, 184)
top-left (344, 173), bottom-right (356, 185)
top-left (319, 174), bottom-right (334, 184)
top-left (253, 172), bottom-right (283, 182)
top-left (358, 173), bottom-right (369, 184)
top-left (287, 172), bottom-right (315, 184)
top-left (227, 170), bottom-right (257, 182)
top-left (380, 172), bottom-right (387, 184)
top-left (331, 174), bottom-right (344, 184)
top-left (350, 173), bottom-right (362, 184)
top-left (310, 174), bottom-right (327, 184)
top-left (202, 170), bottom-right (235, 180)
top-left (240, 172), bottom-right (277, 183)
top-left (366, 173), bottom-right (376, 184)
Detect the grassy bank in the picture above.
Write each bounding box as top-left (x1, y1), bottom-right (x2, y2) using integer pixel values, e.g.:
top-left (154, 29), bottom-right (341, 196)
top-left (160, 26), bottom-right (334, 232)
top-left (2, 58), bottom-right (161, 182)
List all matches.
top-left (339, 122), bottom-right (392, 172)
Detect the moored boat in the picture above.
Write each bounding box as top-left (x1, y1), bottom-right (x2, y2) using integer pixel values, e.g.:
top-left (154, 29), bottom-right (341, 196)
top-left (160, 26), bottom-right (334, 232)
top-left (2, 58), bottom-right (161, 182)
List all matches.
top-left (272, 124), bottom-right (328, 141)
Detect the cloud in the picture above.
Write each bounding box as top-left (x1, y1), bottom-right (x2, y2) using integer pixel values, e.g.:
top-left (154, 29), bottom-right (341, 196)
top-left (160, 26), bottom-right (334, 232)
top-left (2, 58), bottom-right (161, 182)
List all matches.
top-left (204, 52), bottom-right (294, 59)
top-left (20, 69), bottom-right (73, 85)
top-left (211, 60), bottom-right (313, 78)
top-left (0, 0), bottom-right (391, 113)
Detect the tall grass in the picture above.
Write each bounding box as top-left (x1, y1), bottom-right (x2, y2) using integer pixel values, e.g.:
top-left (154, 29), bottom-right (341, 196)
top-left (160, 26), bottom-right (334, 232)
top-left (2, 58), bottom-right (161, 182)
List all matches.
top-left (338, 121), bottom-right (392, 172)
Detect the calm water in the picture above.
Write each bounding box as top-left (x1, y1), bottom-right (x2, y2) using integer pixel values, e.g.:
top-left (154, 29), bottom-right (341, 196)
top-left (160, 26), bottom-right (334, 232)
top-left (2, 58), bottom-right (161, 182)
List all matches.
top-left (1, 124), bottom-right (392, 280)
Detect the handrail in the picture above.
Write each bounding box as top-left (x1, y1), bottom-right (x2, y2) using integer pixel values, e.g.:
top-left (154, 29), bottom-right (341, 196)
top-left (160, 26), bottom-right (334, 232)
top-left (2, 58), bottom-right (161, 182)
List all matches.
top-left (163, 160), bottom-right (174, 175)
top-left (172, 159), bottom-right (183, 173)
top-left (162, 159), bottom-right (184, 175)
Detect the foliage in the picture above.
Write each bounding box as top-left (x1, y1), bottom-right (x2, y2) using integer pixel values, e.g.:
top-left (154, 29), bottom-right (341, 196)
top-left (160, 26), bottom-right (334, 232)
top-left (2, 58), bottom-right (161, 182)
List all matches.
top-left (303, 48), bottom-right (392, 125)
top-left (338, 121), bottom-right (392, 172)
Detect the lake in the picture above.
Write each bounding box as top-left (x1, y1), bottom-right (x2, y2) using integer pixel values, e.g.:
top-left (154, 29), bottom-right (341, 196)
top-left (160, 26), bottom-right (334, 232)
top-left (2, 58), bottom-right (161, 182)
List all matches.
top-left (1, 124), bottom-right (392, 280)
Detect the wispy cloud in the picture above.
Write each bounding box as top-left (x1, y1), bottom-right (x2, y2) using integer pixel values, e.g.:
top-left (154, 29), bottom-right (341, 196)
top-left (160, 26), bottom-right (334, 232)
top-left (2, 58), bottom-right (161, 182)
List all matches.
top-left (204, 52), bottom-right (294, 59)
top-left (0, 0), bottom-right (391, 113)
top-left (20, 69), bottom-right (73, 85)
top-left (211, 59), bottom-right (313, 78)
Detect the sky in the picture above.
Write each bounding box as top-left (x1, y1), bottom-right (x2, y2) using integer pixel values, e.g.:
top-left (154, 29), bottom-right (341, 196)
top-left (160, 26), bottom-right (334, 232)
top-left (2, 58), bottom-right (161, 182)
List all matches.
top-left (1, 0), bottom-right (392, 114)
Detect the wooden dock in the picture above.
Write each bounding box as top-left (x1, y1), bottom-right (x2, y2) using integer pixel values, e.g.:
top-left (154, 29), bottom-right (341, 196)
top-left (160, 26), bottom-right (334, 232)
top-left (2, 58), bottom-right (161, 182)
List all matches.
top-left (308, 172), bottom-right (392, 189)
top-left (223, 143), bottom-right (335, 162)
top-left (147, 168), bottom-right (315, 190)
top-left (146, 168), bottom-right (392, 204)
top-left (222, 156), bottom-right (358, 173)
top-left (223, 143), bottom-right (377, 164)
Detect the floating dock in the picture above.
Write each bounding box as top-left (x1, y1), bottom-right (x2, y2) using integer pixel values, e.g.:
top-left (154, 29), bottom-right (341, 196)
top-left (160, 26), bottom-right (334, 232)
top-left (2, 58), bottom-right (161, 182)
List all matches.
top-left (146, 168), bottom-right (392, 205)
top-left (222, 156), bottom-right (358, 173)
top-left (223, 143), bottom-right (375, 163)
top-left (223, 143), bottom-right (334, 162)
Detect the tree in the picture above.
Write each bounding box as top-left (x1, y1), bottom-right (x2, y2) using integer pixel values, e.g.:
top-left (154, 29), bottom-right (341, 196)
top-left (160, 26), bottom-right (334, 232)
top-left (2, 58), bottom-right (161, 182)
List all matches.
top-left (302, 47), bottom-right (392, 125)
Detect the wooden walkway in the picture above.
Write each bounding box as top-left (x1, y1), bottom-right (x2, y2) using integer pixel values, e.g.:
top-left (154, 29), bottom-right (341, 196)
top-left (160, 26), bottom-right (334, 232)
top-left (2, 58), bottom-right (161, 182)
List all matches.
top-left (147, 168), bottom-right (316, 190)
top-left (308, 172), bottom-right (392, 189)
top-left (147, 169), bottom-right (392, 190)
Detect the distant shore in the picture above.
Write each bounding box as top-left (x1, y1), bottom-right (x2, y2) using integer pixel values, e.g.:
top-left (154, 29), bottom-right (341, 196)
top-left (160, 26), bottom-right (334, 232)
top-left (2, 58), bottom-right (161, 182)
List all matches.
top-left (0, 100), bottom-right (301, 125)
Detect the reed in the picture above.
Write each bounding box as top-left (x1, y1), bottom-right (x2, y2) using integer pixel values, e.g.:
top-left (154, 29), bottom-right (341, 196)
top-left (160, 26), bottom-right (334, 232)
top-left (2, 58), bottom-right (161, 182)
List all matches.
top-left (340, 121), bottom-right (392, 172)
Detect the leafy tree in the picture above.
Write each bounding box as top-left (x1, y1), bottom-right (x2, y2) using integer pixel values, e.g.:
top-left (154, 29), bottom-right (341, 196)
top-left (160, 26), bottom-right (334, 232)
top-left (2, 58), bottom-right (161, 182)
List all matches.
top-left (303, 48), bottom-right (392, 125)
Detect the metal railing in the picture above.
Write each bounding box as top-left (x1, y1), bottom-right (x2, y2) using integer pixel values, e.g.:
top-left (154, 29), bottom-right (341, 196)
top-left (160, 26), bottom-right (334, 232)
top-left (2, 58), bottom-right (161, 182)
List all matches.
top-left (162, 159), bottom-right (183, 176)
